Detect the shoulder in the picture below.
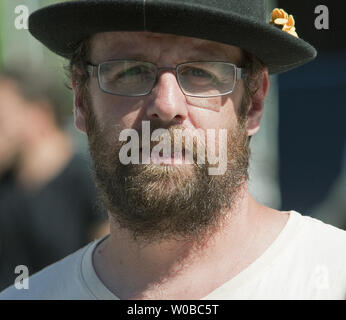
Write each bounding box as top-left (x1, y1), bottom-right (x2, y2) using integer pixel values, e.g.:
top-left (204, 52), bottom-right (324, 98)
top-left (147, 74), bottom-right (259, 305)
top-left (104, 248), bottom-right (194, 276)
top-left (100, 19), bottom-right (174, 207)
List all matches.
top-left (0, 241), bottom-right (97, 300)
top-left (287, 211), bottom-right (346, 269)
top-left (294, 211), bottom-right (346, 245)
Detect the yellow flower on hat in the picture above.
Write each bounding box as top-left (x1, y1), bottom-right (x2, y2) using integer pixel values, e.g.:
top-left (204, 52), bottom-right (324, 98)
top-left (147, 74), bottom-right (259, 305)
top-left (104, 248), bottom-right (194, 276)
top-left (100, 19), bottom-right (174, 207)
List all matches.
top-left (270, 8), bottom-right (298, 38)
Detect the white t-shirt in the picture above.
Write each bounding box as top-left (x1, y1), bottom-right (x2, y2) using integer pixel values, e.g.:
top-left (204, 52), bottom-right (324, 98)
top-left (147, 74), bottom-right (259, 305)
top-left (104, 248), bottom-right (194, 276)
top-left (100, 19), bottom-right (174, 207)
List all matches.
top-left (0, 210), bottom-right (345, 300)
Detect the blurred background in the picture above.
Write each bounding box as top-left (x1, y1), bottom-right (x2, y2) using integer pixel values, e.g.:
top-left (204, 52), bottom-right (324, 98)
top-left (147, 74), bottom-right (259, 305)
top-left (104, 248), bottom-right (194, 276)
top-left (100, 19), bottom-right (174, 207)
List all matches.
top-left (0, 0), bottom-right (345, 291)
top-left (249, 0), bottom-right (346, 230)
top-left (0, 0), bottom-right (109, 291)
top-left (276, 0), bottom-right (346, 227)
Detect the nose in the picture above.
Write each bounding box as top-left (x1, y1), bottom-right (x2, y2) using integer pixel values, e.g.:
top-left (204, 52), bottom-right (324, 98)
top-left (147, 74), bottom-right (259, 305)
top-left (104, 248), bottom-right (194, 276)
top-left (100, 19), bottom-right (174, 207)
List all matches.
top-left (146, 71), bottom-right (188, 124)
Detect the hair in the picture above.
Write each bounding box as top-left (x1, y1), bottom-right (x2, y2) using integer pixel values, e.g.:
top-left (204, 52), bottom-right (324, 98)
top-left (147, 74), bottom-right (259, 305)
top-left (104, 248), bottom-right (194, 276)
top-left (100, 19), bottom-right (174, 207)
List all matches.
top-left (240, 51), bottom-right (266, 119)
top-left (67, 36), bottom-right (266, 122)
top-left (0, 66), bottom-right (70, 127)
top-left (66, 38), bottom-right (92, 109)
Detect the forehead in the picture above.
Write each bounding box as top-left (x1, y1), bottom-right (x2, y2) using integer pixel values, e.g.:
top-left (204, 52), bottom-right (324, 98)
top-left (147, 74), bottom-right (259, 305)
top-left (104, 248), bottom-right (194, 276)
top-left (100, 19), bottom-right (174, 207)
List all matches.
top-left (89, 31), bottom-right (243, 64)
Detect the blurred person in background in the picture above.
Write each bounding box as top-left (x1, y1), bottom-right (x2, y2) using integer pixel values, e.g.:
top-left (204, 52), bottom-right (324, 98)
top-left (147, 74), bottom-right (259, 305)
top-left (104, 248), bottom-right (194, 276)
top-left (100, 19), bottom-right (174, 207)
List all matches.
top-left (0, 67), bottom-right (108, 291)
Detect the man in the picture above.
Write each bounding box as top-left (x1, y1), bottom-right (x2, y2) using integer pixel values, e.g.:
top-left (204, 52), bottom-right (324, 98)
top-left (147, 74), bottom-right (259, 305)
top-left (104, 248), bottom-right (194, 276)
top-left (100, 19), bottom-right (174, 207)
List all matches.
top-left (1, 0), bottom-right (345, 300)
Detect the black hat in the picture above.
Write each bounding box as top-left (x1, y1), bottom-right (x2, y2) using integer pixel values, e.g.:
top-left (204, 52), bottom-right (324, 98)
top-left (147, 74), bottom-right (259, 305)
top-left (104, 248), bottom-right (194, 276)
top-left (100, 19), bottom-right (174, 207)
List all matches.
top-left (28, 0), bottom-right (317, 74)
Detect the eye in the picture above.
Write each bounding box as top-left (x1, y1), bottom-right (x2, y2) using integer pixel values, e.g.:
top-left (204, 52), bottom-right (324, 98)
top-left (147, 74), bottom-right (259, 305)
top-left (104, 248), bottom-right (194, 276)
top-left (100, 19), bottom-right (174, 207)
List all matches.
top-left (121, 66), bottom-right (145, 77)
top-left (184, 67), bottom-right (213, 79)
top-left (102, 63), bottom-right (154, 84)
top-left (116, 65), bottom-right (152, 81)
top-left (180, 66), bottom-right (216, 87)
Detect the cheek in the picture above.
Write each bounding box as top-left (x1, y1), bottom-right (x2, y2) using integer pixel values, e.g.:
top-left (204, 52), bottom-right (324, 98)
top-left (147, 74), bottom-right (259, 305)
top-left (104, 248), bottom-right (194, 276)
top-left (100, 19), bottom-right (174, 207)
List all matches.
top-left (186, 95), bottom-right (239, 130)
top-left (89, 80), bottom-right (144, 129)
top-left (186, 96), bottom-right (223, 112)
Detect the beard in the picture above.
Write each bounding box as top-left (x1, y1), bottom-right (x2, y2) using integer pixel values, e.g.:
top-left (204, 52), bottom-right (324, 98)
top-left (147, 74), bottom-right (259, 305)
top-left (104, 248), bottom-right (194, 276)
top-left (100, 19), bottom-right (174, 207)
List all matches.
top-left (85, 102), bottom-right (251, 246)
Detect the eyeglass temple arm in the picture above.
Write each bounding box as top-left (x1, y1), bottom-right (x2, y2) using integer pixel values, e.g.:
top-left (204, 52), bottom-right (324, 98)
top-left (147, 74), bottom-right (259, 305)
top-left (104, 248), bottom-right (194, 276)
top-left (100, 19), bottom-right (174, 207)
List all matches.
top-left (236, 67), bottom-right (247, 81)
top-left (87, 64), bottom-right (98, 77)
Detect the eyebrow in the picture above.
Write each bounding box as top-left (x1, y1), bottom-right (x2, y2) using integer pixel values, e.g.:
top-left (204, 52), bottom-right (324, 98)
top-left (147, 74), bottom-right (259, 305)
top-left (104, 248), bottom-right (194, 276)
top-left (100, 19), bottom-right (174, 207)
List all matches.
top-left (103, 51), bottom-right (238, 64)
top-left (101, 54), bottom-right (151, 62)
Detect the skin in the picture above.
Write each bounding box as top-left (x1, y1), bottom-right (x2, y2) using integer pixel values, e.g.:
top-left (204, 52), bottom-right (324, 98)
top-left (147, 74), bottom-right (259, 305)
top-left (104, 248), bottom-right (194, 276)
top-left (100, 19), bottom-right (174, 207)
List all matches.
top-left (73, 31), bottom-right (290, 300)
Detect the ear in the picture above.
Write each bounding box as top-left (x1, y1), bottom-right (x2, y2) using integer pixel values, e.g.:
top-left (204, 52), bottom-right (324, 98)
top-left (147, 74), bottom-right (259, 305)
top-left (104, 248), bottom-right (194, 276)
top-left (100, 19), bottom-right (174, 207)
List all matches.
top-left (72, 79), bottom-right (87, 133)
top-left (246, 69), bottom-right (270, 136)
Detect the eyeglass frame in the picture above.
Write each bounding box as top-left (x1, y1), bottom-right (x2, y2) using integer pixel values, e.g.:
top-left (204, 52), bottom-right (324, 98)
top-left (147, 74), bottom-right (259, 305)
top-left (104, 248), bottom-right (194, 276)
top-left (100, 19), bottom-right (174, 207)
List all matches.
top-left (86, 59), bottom-right (247, 98)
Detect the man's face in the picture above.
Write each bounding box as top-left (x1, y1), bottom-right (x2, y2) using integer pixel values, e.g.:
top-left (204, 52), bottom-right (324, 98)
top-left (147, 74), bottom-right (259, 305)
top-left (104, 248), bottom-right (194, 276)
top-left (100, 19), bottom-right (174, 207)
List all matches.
top-left (75, 32), bottom-right (254, 244)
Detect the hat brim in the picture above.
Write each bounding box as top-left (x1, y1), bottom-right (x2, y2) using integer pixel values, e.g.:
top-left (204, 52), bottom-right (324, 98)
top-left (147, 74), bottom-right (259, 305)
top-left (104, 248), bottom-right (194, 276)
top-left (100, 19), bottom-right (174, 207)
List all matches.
top-left (28, 0), bottom-right (317, 74)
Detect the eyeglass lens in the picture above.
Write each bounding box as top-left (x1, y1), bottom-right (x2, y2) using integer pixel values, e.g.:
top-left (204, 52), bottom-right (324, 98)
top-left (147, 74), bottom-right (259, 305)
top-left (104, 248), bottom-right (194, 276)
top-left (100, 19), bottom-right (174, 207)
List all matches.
top-left (98, 60), bottom-right (237, 97)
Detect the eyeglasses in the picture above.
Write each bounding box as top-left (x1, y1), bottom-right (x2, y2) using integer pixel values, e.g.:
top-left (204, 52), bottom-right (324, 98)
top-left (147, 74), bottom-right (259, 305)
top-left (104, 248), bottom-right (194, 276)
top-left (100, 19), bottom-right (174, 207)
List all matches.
top-left (87, 60), bottom-right (246, 98)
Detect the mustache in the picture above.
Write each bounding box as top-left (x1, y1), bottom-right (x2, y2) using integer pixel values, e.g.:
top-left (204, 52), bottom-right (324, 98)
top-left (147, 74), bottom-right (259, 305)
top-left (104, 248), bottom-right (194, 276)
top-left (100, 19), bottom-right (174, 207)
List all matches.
top-left (132, 122), bottom-right (207, 162)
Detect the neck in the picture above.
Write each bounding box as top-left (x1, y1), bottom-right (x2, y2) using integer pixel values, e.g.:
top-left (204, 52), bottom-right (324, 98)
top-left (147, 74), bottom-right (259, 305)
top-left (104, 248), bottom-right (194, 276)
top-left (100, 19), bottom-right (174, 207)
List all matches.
top-left (93, 184), bottom-right (270, 299)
